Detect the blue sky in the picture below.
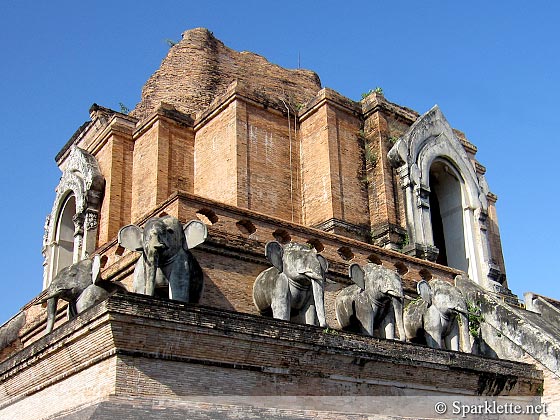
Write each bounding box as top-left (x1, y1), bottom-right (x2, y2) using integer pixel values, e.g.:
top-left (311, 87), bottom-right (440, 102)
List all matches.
top-left (1, 1), bottom-right (559, 324)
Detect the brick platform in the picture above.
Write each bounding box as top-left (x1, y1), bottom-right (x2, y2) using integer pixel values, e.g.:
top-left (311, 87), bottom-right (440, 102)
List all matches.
top-left (0, 293), bottom-right (543, 419)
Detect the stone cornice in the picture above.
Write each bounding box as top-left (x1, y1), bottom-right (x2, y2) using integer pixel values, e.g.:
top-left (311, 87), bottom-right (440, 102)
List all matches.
top-left (361, 93), bottom-right (419, 123)
top-left (193, 80), bottom-right (288, 131)
top-left (298, 88), bottom-right (362, 123)
top-left (55, 104), bottom-right (137, 165)
top-left (133, 103), bottom-right (194, 139)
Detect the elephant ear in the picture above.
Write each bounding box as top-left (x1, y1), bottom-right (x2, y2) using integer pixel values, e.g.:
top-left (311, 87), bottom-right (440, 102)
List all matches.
top-left (265, 241), bottom-right (284, 272)
top-left (349, 263), bottom-right (365, 291)
top-left (417, 280), bottom-right (432, 307)
top-left (317, 254), bottom-right (328, 275)
top-left (91, 255), bottom-right (101, 285)
top-left (118, 225), bottom-right (143, 251)
top-left (183, 220), bottom-right (208, 249)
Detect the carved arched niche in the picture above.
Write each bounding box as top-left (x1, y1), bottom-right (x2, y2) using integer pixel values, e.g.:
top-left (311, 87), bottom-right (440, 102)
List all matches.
top-left (388, 106), bottom-right (499, 289)
top-left (42, 146), bottom-right (105, 289)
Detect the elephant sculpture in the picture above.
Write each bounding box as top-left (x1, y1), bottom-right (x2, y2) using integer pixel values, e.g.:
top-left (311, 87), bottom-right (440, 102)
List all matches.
top-left (253, 242), bottom-right (328, 327)
top-left (39, 256), bottom-right (124, 333)
top-left (118, 215), bottom-right (207, 303)
top-left (404, 278), bottom-right (471, 352)
top-left (335, 263), bottom-right (405, 340)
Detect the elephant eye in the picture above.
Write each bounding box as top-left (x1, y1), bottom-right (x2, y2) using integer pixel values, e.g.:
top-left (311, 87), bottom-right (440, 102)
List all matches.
top-left (167, 228), bottom-right (174, 234)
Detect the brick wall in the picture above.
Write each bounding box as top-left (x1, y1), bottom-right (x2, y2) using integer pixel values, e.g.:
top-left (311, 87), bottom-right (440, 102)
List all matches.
top-left (323, 101), bottom-right (368, 230)
top-left (300, 101), bottom-right (334, 226)
top-left (95, 131), bottom-right (134, 243)
top-left (522, 354), bottom-right (560, 418)
top-left (237, 100), bottom-right (301, 222)
top-left (194, 101), bottom-right (238, 206)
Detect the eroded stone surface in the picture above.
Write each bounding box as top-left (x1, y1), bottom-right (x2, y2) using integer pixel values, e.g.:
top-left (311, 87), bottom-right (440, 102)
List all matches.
top-left (131, 28), bottom-right (322, 121)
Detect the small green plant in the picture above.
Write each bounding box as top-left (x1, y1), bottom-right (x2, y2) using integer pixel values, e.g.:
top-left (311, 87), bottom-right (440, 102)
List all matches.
top-left (323, 327), bottom-right (339, 335)
top-left (364, 144), bottom-right (378, 168)
top-left (405, 296), bottom-right (422, 310)
top-left (397, 233), bottom-right (409, 251)
top-left (388, 135), bottom-right (400, 144)
top-left (361, 87), bottom-right (383, 99)
top-left (466, 300), bottom-right (485, 338)
top-left (119, 102), bottom-right (130, 114)
top-left (359, 175), bottom-right (370, 188)
top-left (165, 39), bottom-right (178, 47)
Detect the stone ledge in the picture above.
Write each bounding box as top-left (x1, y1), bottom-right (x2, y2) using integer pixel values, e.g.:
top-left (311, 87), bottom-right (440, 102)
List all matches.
top-left (2, 294), bottom-right (542, 397)
top-left (0, 293), bottom-right (544, 419)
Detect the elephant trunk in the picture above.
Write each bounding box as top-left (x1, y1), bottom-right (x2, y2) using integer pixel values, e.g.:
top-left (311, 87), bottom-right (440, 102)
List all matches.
top-left (311, 277), bottom-right (327, 327)
top-left (145, 248), bottom-right (160, 296)
top-left (45, 297), bottom-right (58, 333)
top-left (392, 296), bottom-right (406, 342)
top-left (458, 312), bottom-right (472, 353)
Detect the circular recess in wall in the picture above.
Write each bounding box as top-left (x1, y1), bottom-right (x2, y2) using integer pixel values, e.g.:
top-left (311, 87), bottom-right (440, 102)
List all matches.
top-left (100, 255), bottom-right (109, 268)
top-left (337, 246), bottom-right (354, 261)
top-left (236, 219), bottom-right (257, 235)
top-left (394, 261), bottom-right (409, 276)
top-left (367, 254), bottom-right (383, 265)
top-left (307, 238), bottom-right (324, 252)
top-left (272, 229), bottom-right (291, 244)
top-left (159, 211), bottom-right (168, 217)
top-left (419, 268), bottom-right (433, 280)
top-left (196, 208), bottom-right (219, 225)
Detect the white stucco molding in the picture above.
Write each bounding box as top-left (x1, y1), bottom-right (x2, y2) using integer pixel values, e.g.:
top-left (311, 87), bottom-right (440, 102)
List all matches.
top-left (42, 146), bottom-right (105, 289)
top-left (388, 105), bottom-right (499, 289)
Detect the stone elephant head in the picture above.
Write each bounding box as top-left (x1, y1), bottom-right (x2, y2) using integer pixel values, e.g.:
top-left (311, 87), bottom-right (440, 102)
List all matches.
top-left (404, 278), bottom-right (471, 352)
top-left (252, 242), bottom-right (328, 327)
top-left (335, 263), bottom-right (405, 340)
top-left (118, 215), bottom-right (207, 303)
top-left (38, 256), bottom-right (124, 333)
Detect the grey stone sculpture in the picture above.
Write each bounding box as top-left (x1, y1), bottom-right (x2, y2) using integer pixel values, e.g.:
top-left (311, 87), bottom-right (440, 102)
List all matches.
top-left (253, 242), bottom-right (328, 327)
top-left (404, 278), bottom-right (471, 352)
top-left (335, 263), bottom-right (405, 340)
top-left (39, 256), bottom-right (123, 333)
top-left (118, 215), bottom-right (207, 303)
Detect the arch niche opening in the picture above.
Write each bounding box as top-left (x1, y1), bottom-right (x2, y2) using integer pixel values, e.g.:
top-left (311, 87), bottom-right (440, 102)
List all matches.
top-left (55, 194), bottom-right (77, 275)
top-left (428, 160), bottom-right (468, 273)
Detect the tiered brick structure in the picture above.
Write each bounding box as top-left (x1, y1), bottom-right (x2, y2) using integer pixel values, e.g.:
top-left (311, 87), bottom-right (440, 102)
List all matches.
top-left (0, 27), bottom-right (557, 419)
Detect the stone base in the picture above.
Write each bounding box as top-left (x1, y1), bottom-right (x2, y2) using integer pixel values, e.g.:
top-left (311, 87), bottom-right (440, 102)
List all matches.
top-left (0, 293), bottom-right (543, 419)
top-left (403, 242), bottom-right (439, 262)
top-left (312, 218), bottom-right (370, 242)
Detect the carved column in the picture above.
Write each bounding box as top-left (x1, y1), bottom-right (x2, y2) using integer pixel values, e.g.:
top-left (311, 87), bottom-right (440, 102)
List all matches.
top-left (82, 210), bottom-right (99, 259)
top-left (395, 163), bottom-right (439, 262)
top-left (72, 213), bottom-right (85, 263)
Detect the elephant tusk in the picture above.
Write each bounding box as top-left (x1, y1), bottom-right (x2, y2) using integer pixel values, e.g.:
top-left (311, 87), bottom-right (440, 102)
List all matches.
top-left (387, 290), bottom-right (403, 300)
top-left (302, 271), bottom-right (323, 281)
top-left (453, 307), bottom-right (468, 315)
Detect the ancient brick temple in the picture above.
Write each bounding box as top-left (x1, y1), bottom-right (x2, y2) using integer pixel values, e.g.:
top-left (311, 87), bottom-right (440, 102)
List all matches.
top-left (0, 28), bottom-right (558, 419)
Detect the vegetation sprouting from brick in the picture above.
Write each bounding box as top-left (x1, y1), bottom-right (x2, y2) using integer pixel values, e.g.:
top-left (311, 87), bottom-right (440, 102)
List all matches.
top-left (361, 87), bottom-right (383, 99)
top-left (118, 103), bottom-right (130, 114)
top-left (466, 300), bottom-right (485, 338)
top-left (357, 129), bottom-right (378, 189)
